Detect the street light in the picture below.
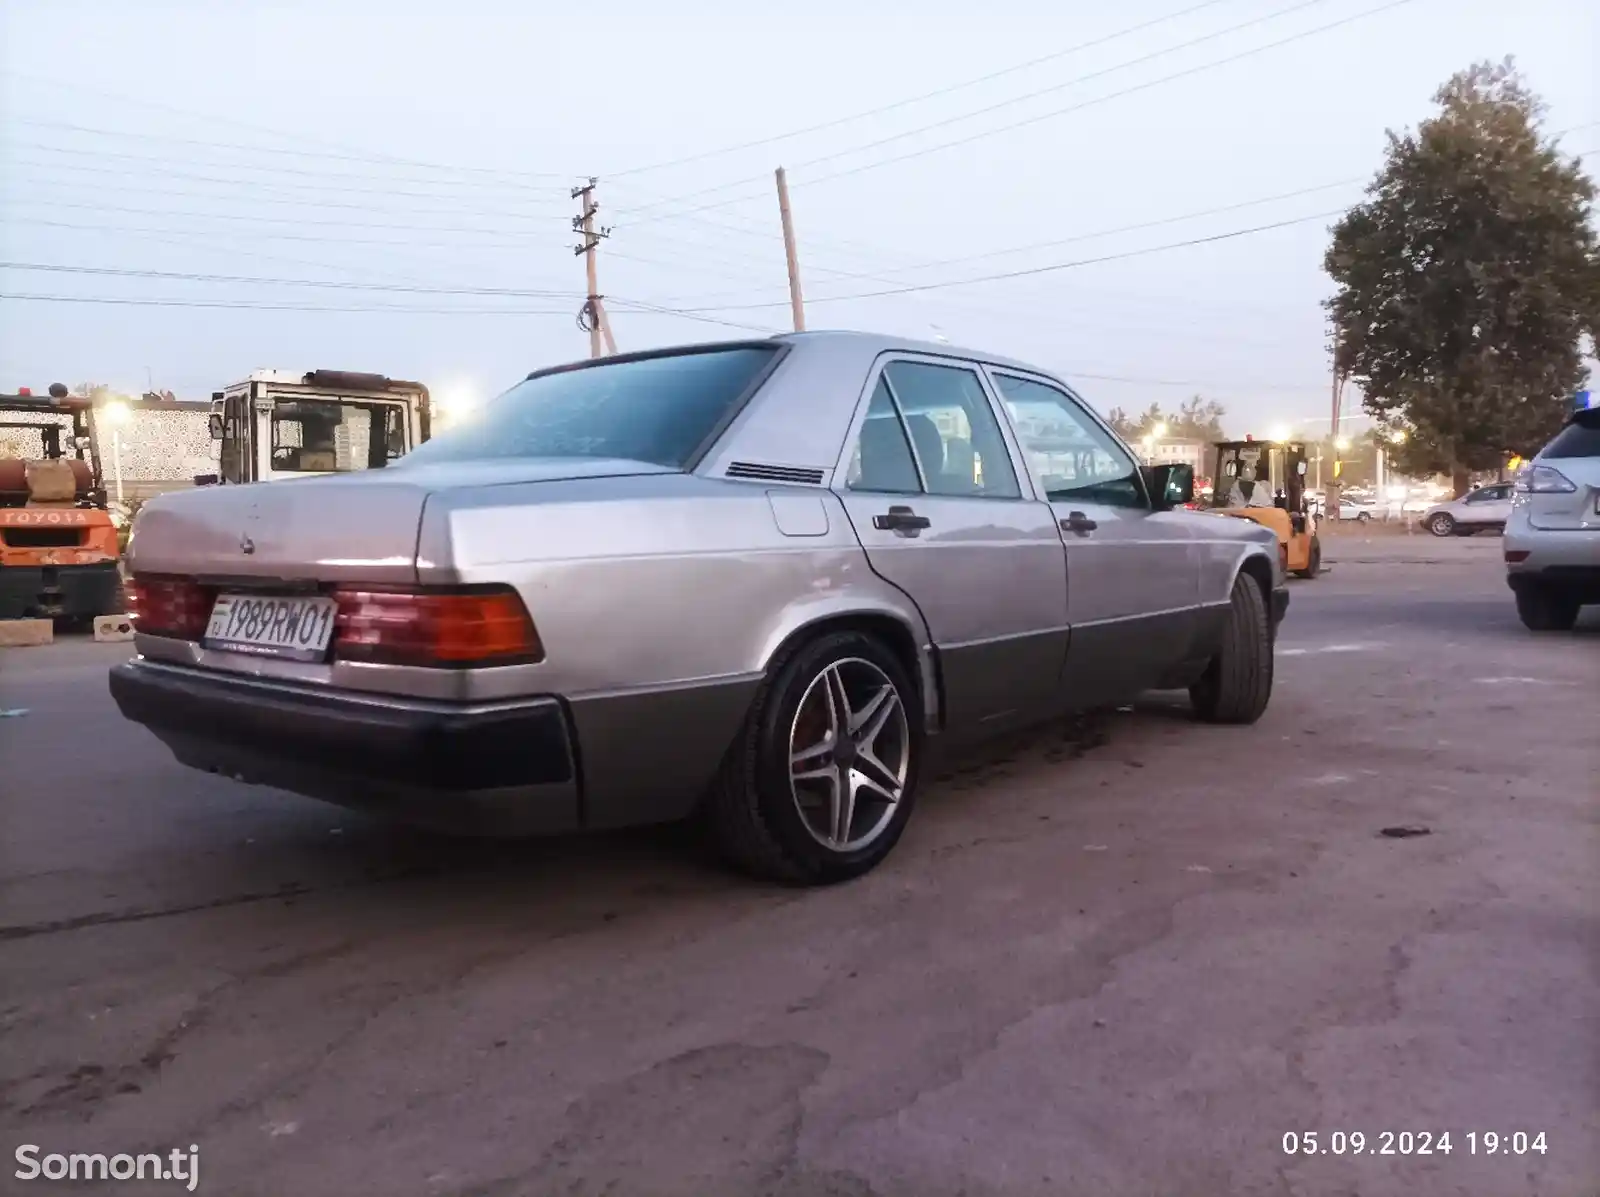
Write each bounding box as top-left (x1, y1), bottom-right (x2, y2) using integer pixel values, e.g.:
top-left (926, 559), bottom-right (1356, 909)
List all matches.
top-left (100, 398), bottom-right (131, 505)
top-left (435, 383), bottom-right (481, 425)
top-left (1334, 435), bottom-right (1352, 451)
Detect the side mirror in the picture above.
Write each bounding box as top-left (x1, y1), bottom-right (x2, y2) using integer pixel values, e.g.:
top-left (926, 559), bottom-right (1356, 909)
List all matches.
top-left (1144, 463), bottom-right (1195, 510)
top-left (1296, 460), bottom-right (1308, 476)
top-left (208, 414), bottom-right (225, 440)
top-left (193, 473), bottom-right (220, 486)
top-left (1223, 461), bottom-right (1239, 477)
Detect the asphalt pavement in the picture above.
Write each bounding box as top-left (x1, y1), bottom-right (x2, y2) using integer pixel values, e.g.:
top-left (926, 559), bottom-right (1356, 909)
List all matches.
top-left (1, 542), bottom-right (1595, 1197)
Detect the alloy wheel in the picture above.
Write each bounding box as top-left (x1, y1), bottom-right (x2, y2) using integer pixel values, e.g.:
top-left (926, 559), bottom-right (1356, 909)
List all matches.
top-left (787, 658), bottom-right (910, 852)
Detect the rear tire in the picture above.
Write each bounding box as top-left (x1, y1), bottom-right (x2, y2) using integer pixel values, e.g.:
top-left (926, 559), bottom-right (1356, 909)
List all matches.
top-left (1514, 586), bottom-right (1581, 632)
top-left (1191, 572), bottom-right (1274, 725)
top-left (1428, 513), bottom-right (1456, 536)
top-left (703, 630), bottom-right (923, 885)
top-left (1292, 537), bottom-right (1322, 579)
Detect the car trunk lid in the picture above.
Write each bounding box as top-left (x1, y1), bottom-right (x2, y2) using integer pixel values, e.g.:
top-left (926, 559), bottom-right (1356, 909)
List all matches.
top-left (127, 458), bottom-right (680, 586)
top-left (129, 474), bottom-right (431, 586)
top-left (1526, 417), bottom-right (1600, 532)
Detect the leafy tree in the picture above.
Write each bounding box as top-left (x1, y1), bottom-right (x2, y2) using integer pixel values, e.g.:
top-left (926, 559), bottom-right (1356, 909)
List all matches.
top-left (1324, 59), bottom-right (1599, 495)
top-left (1106, 397), bottom-right (1227, 442)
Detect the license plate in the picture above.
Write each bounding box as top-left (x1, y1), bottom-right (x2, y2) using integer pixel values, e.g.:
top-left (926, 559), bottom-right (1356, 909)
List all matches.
top-left (204, 593), bottom-right (338, 661)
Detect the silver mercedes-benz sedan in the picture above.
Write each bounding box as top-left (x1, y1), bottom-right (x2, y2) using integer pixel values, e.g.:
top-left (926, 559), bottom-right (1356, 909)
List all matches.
top-left (111, 332), bottom-right (1287, 883)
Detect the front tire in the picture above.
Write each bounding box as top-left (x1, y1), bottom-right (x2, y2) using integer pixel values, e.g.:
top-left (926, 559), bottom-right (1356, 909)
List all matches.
top-left (1191, 573), bottom-right (1274, 725)
top-left (704, 630), bottom-right (922, 885)
top-left (1428, 513), bottom-right (1456, 536)
top-left (1514, 586), bottom-right (1580, 632)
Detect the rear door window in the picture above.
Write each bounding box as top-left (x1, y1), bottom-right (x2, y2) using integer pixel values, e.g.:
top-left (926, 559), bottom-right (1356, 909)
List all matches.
top-left (1541, 417), bottom-right (1600, 460)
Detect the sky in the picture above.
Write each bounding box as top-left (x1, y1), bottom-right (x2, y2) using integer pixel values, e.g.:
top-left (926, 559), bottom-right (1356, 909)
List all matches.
top-left (1, 0), bottom-right (1596, 435)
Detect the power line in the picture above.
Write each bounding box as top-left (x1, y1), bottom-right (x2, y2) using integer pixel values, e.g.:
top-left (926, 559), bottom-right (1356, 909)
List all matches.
top-left (0, 292), bottom-right (574, 315)
top-left (618, 0), bottom-right (1414, 227)
top-left (1, 79), bottom-right (582, 183)
top-left (2, 138), bottom-right (572, 193)
top-left (680, 208), bottom-right (1348, 310)
top-left (0, 289), bottom-right (775, 332)
top-left (0, 261), bottom-right (582, 299)
top-left (8, 155), bottom-right (572, 209)
top-left (11, 172), bottom-right (567, 222)
top-left (0, 194), bottom-right (559, 235)
top-left (606, 0), bottom-right (1232, 178)
top-left (613, 0), bottom-right (1345, 222)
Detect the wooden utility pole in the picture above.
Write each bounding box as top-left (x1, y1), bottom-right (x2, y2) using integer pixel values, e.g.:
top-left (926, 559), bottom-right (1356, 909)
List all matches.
top-left (1326, 329), bottom-right (1346, 519)
top-left (572, 178), bottom-right (613, 358)
top-left (775, 167), bottom-right (806, 332)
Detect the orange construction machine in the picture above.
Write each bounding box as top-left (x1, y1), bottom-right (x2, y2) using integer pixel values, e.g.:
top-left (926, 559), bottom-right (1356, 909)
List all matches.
top-left (0, 384), bottom-right (123, 623)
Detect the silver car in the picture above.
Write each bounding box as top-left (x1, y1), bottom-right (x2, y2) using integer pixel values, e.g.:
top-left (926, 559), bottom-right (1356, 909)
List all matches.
top-left (111, 333), bottom-right (1287, 883)
top-left (1503, 393), bottom-right (1600, 631)
top-left (1420, 482), bottom-right (1515, 536)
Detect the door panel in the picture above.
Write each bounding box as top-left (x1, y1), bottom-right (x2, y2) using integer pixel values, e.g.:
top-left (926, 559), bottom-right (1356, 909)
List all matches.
top-left (987, 371), bottom-right (1200, 707)
top-left (835, 367), bottom-right (1067, 737)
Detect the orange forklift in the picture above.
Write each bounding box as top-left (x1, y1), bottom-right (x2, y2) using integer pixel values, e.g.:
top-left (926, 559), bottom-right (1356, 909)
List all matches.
top-left (0, 384), bottom-right (123, 623)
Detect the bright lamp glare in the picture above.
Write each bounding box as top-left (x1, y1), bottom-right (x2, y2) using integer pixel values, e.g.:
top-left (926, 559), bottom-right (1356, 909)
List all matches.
top-left (1334, 436), bottom-right (1352, 450)
top-left (101, 399), bottom-right (131, 426)
top-left (437, 385), bottom-right (480, 422)
top-left (1267, 424), bottom-right (1291, 442)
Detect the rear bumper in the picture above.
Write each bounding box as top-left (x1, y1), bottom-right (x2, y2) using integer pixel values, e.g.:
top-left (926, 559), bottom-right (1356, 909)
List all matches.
top-left (1503, 526), bottom-right (1600, 601)
top-left (109, 658), bottom-right (581, 835)
top-left (0, 562), bottom-right (120, 620)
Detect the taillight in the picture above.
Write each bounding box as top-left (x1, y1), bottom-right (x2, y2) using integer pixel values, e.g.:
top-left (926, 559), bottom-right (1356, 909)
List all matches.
top-left (127, 575), bottom-right (215, 640)
top-left (1514, 465), bottom-right (1576, 494)
top-left (332, 586), bottom-right (542, 668)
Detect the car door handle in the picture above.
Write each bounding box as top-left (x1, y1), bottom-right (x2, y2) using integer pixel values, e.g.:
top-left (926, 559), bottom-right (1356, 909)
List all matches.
top-left (873, 504), bottom-right (932, 534)
top-left (1061, 511), bottom-right (1098, 534)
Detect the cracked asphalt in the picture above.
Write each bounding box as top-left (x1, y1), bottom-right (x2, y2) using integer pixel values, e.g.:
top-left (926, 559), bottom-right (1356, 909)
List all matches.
top-left (2, 537), bottom-right (1596, 1197)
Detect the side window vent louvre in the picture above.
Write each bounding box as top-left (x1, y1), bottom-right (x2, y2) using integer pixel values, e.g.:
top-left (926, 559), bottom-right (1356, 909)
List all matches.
top-left (725, 461), bottom-right (826, 485)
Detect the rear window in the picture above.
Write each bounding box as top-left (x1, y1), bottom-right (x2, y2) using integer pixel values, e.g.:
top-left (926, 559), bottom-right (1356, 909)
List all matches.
top-left (403, 346), bottom-right (777, 469)
top-left (1542, 412), bottom-right (1600, 459)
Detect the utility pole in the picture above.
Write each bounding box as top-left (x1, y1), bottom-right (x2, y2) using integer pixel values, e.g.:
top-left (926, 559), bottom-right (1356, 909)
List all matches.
top-left (775, 167), bottom-right (806, 332)
top-left (1326, 351), bottom-right (1346, 520)
top-left (572, 178), bottom-right (615, 358)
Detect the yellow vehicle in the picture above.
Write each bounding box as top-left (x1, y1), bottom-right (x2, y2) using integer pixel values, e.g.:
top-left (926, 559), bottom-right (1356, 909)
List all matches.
top-left (1201, 438), bottom-right (1322, 579)
top-left (0, 384), bottom-right (124, 621)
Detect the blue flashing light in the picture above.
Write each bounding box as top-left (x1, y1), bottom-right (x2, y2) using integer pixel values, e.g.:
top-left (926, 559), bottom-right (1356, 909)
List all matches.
top-left (1577, 390), bottom-right (1597, 412)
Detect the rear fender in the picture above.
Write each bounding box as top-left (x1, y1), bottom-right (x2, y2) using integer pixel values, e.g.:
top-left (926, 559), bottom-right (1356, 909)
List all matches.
top-left (754, 592), bottom-right (938, 731)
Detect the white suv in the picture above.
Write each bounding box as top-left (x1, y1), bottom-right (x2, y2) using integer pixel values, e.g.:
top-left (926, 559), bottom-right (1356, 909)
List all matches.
top-left (1503, 393), bottom-right (1600, 631)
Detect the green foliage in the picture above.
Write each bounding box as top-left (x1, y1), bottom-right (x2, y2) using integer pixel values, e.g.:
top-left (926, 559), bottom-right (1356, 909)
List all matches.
top-left (1106, 395), bottom-right (1228, 442)
top-left (1324, 59), bottom-right (1600, 486)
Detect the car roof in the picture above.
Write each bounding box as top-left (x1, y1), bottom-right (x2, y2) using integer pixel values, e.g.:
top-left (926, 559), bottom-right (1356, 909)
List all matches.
top-left (524, 329), bottom-right (1052, 382)
top-left (768, 329), bottom-right (1048, 374)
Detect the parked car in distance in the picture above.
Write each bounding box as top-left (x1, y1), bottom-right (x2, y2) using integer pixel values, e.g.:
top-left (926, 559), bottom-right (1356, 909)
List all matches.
top-left (1421, 482), bottom-right (1515, 536)
top-left (1340, 496), bottom-right (1381, 522)
top-left (1504, 392), bottom-right (1600, 631)
top-left (110, 332), bottom-right (1289, 884)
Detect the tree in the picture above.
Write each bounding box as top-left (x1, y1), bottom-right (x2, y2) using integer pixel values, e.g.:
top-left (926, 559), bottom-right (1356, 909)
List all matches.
top-left (1106, 397), bottom-right (1227, 442)
top-left (1324, 59), bottom-right (1600, 494)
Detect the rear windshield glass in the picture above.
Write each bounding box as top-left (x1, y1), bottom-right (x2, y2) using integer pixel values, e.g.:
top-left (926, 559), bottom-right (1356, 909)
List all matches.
top-left (403, 346), bottom-right (776, 469)
top-left (1541, 413), bottom-right (1600, 460)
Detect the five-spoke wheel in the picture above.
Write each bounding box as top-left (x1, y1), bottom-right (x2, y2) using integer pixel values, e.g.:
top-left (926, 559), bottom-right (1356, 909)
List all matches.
top-left (787, 658), bottom-right (910, 853)
top-left (705, 630), bottom-right (922, 884)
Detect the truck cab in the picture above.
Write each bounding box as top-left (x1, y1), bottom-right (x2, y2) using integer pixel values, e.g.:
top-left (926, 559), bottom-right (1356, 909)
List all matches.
top-left (208, 370), bottom-right (431, 485)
